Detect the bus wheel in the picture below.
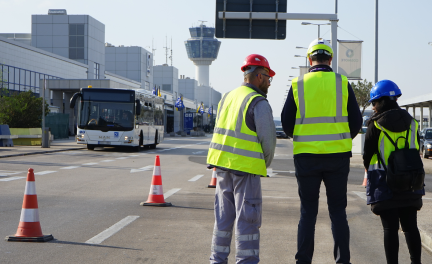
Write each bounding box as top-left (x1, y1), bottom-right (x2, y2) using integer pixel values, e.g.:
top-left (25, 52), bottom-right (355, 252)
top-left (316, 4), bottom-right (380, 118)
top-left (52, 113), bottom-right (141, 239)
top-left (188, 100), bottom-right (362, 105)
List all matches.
top-left (87, 144), bottom-right (95, 150)
top-left (139, 131), bottom-right (143, 147)
top-left (150, 130), bottom-right (158, 149)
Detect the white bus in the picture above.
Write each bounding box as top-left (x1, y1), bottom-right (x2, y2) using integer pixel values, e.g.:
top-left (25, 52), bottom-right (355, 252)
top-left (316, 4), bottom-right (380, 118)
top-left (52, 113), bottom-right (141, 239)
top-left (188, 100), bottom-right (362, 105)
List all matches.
top-left (70, 87), bottom-right (164, 151)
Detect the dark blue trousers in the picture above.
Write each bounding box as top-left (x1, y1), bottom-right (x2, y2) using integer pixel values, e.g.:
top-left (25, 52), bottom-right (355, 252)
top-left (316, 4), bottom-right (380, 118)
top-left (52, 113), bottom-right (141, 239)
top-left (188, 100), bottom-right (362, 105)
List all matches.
top-left (294, 157), bottom-right (351, 264)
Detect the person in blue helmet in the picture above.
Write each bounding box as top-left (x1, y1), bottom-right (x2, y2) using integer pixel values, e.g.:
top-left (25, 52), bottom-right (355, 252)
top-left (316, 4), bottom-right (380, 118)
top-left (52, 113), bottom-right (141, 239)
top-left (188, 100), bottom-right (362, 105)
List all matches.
top-left (363, 80), bottom-right (425, 264)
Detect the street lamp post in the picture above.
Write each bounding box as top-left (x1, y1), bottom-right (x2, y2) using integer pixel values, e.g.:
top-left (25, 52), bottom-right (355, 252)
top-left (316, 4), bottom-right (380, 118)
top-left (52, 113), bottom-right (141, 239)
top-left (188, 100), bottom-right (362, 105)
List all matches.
top-left (301, 22), bottom-right (331, 39)
top-left (294, 55), bottom-right (308, 67)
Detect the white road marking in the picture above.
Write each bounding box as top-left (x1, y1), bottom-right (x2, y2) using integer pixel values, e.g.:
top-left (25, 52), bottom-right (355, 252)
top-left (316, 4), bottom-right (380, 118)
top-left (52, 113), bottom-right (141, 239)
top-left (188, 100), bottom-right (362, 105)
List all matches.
top-left (83, 163), bottom-right (98, 166)
top-left (85, 215), bottom-right (139, 244)
top-left (60, 166), bottom-right (80, 170)
top-left (0, 171), bottom-right (23, 177)
top-left (34, 171), bottom-right (57, 175)
top-left (0, 176), bottom-right (26, 182)
top-left (266, 168), bottom-right (278, 177)
top-left (188, 175), bottom-right (205, 182)
top-left (130, 165), bottom-right (153, 173)
top-left (147, 152), bottom-right (156, 154)
top-left (101, 160), bottom-right (114, 162)
top-left (192, 151), bottom-right (205, 155)
top-left (115, 157), bottom-right (128, 160)
top-left (164, 188), bottom-right (181, 199)
top-left (129, 155), bottom-right (139, 157)
top-left (352, 191), bottom-right (367, 201)
top-left (272, 170), bottom-right (295, 173)
top-left (262, 196), bottom-right (300, 199)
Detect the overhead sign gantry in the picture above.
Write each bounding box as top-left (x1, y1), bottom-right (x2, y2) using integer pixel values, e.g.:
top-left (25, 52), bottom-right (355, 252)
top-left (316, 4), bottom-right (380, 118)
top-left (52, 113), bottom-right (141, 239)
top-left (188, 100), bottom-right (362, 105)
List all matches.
top-left (215, 0), bottom-right (340, 71)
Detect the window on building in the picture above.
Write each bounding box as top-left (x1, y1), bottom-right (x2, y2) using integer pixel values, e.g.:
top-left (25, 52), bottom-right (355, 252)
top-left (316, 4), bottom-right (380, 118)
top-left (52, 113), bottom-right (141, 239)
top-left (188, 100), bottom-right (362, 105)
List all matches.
top-left (162, 84), bottom-right (172, 92)
top-left (69, 24), bottom-right (85, 62)
top-left (94, 63), bottom-right (100, 79)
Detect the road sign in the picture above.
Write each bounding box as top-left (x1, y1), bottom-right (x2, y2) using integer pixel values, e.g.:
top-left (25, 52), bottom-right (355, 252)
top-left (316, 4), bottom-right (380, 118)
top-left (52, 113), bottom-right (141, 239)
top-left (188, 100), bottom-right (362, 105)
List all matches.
top-left (215, 0), bottom-right (287, 40)
top-left (184, 113), bottom-right (194, 134)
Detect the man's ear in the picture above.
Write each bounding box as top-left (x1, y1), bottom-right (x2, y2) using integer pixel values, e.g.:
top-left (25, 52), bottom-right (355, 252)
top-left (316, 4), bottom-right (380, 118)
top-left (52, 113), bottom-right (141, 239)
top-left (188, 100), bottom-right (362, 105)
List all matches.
top-left (328, 57), bottom-right (333, 66)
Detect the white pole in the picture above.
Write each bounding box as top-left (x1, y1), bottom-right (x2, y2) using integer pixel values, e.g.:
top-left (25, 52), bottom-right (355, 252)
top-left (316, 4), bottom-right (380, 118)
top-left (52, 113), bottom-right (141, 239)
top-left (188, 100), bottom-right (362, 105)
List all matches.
top-left (374, 0), bottom-right (379, 83)
top-left (330, 20), bottom-right (338, 73)
top-left (41, 77), bottom-right (46, 148)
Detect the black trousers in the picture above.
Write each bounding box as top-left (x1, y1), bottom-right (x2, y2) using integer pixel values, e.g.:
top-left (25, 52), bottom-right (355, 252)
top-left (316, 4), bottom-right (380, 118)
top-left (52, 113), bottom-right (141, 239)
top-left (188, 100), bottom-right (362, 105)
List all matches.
top-left (294, 157), bottom-right (351, 264)
top-left (379, 207), bottom-right (422, 264)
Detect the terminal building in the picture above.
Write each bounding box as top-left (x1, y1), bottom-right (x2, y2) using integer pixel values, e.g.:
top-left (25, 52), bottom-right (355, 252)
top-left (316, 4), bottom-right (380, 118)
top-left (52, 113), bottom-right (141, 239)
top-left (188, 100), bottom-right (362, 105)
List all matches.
top-left (0, 9), bottom-right (221, 136)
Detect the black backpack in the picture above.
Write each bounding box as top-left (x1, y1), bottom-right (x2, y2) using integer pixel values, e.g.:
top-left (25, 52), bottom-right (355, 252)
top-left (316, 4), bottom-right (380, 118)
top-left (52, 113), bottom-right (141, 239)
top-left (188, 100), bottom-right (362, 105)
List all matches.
top-left (376, 127), bottom-right (425, 193)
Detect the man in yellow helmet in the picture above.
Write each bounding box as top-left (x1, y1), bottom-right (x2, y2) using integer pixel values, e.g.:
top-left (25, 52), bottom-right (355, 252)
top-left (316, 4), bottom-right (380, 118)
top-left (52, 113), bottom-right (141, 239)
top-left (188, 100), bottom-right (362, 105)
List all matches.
top-left (281, 39), bottom-right (362, 264)
top-left (207, 54), bottom-right (276, 264)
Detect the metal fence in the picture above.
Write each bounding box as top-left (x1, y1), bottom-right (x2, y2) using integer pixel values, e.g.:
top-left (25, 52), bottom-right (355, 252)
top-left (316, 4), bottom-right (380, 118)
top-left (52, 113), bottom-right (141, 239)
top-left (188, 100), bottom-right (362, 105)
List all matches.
top-left (0, 63), bottom-right (62, 96)
top-left (44, 113), bottom-right (69, 139)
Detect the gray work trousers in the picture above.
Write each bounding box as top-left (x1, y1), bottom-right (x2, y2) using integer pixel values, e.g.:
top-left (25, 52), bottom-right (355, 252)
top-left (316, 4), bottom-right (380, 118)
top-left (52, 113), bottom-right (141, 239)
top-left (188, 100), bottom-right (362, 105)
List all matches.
top-left (210, 169), bottom-right (262, 264)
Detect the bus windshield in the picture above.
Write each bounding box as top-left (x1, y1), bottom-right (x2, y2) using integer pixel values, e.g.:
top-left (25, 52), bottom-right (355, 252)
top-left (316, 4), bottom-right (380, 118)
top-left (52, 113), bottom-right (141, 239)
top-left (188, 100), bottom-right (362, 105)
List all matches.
top-left (79, 101), bottom-right (134, 131)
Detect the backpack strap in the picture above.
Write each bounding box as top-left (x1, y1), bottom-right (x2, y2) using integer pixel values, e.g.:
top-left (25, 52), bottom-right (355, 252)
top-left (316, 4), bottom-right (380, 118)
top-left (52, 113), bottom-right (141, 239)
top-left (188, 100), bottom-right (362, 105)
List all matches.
top-left (376, 122), bottom-right (398, 149)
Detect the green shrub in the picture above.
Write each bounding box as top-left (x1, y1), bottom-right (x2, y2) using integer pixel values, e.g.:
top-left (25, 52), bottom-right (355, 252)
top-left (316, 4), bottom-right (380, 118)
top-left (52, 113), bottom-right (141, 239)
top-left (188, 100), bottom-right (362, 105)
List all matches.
top-left (0, 90), bottom-right (49, 128)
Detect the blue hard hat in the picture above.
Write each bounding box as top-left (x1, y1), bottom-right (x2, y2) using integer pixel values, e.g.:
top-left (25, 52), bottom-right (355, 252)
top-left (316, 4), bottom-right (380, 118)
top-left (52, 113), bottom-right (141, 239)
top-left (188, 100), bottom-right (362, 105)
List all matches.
top-left (369, 80), bottom-right (402, 102)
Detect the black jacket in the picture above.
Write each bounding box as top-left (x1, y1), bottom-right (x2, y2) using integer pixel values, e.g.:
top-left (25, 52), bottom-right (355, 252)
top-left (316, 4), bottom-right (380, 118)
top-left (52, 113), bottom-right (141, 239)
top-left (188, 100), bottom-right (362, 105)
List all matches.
top-left (363, 107), bottom-right (420, 168)
top-left (363, 107), bottom-right (422, 214)
top-left (281, 65), bottom-right (363, 158)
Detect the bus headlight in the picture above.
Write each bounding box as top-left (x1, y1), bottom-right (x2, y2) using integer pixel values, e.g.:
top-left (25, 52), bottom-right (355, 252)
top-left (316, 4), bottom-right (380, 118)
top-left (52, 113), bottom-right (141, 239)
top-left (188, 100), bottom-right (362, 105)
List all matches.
top-left (124, 136), bottom-right (133, 143)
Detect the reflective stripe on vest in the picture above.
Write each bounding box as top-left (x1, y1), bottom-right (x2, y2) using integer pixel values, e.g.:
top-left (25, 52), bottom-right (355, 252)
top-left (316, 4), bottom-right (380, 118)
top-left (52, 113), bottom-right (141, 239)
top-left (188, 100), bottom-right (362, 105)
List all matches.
top-left (369, 119), bottom-right (418, 170)
top-left (292, 72), bottom-right (352, 154)
top-left (207, 86), bottom-right (266, 176)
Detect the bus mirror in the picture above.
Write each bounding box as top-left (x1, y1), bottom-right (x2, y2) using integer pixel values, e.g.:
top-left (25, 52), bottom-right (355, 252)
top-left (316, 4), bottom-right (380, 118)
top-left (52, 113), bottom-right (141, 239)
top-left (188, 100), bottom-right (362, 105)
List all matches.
top-left (70, 92), bottom-right (81, 108)
top-left (135, 99), bottom-right (141, 115)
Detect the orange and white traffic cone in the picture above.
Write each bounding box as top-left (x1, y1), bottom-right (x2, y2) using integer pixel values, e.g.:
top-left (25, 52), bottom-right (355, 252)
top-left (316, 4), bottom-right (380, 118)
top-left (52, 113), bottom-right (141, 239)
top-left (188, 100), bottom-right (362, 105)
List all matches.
top-left (5, 168), bottom-right (54, 242)
top-left (208, 168), bottom-right (217, 188)
top-left (362, 168), bottom-right (368, 187)
top-left (140, 156), bottom-right (172, 207)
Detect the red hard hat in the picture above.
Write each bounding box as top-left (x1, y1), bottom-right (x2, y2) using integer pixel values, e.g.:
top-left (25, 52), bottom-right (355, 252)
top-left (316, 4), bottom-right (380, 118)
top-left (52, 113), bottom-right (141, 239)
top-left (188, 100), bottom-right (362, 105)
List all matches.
top-left (241, 54), bottom-right (275, 77)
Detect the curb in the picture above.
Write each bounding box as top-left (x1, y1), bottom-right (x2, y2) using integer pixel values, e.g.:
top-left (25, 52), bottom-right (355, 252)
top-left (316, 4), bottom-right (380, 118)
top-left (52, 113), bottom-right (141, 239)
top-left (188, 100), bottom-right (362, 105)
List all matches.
top-left (0, 147), bottom-right (86, 159)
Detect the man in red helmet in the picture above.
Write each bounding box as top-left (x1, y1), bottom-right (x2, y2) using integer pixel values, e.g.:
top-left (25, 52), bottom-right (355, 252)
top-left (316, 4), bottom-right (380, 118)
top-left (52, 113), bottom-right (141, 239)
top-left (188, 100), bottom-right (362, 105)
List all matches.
top-left (207, 54), bottom-right (276, 264)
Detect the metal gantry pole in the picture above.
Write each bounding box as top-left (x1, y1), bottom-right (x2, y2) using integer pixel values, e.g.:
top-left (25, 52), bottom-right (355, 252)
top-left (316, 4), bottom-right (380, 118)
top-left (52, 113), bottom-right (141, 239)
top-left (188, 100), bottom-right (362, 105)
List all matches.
top-left (374, 0), bottom-right (379, 83)
top-left (330, 20), bottom-right (338, 73)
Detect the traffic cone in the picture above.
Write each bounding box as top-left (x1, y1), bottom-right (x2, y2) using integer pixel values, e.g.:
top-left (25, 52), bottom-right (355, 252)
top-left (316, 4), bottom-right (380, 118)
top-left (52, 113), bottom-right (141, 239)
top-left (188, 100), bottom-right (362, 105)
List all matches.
top-left (362, 169), bottom-right (368, 187)
top-left (5, 168), bottom-right (54, 242)
top-left (140, 156), bottom-right (172, 207)
top-left (208, 168), bottom-right (217, 188)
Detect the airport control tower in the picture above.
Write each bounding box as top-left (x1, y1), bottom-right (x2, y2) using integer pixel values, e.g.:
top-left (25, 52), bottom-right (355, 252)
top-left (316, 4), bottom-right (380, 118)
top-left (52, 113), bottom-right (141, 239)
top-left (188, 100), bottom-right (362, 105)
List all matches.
top-left (185, 22), bottom-right (221, 86)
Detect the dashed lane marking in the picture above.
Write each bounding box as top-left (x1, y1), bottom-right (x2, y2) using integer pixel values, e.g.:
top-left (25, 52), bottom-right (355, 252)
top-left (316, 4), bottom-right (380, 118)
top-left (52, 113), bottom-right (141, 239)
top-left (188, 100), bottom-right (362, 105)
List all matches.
top-left (0, 171), bottom-right (23, 177)
top-left (101, 160), bottom-right (114, 162)
top-left (34, 171), bottom-right (57, 175)
top-left (164, 188), bottom-right (181, 199)
top-left (115, 157), bottom-right (128, 160)
top-left (352, 191), bottom-right (367, 201)
top-left (192, 151), bottom-right (205, 155)
top-left (0, 176), bottom-right (26, 182)
top-left (188, 175), bottom-right (205, 182)
top-left (128, 155), bottom-right (139, 157)
top-left (272, 170), bottom-right (295, 173)
top-left (83, 163), bottom-right (98, 166)
top-left (60, 166), bottom-right (80, 170)
top-left (130, 165), bottom-right (153, 173)
top-left (85, 215), bottom-right (140, 244)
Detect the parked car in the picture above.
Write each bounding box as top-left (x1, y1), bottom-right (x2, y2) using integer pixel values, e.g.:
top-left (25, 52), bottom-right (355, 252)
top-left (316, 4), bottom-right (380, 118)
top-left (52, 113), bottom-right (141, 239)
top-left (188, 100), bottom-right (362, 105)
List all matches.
top-left (420, 127), bottom-right (432, 159)
top-left (275, 126), bottom-right (288, 139)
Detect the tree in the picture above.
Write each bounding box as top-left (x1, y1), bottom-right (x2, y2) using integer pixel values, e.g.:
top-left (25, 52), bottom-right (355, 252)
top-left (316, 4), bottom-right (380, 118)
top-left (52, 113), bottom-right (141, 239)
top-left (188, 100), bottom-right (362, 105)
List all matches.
top-left (0, 90), bottom-right (49, 128)
top-left (351, 79), bottom-right (373, 116)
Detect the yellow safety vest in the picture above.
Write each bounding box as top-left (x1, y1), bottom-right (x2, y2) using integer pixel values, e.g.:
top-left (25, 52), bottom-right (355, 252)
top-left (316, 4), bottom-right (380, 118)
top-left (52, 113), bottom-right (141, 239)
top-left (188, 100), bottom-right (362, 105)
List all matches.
top-left (292, 72), bottom-right (352, 155)
top-left (368, 119), bottom-right (419, 171)
top-left (207, 86), bottom-right (266, 176)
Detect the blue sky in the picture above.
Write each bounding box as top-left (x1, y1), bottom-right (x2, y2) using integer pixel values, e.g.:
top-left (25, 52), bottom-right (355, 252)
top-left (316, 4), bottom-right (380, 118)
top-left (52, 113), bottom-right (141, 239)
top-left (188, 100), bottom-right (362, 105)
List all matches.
top-left (1, 0), bottom-right (431, 117)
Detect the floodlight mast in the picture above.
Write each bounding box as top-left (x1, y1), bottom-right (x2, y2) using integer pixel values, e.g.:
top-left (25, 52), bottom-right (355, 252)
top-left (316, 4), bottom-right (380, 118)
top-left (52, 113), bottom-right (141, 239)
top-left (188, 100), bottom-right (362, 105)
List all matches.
top-left (218, 12), bottom-right (339, 72)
